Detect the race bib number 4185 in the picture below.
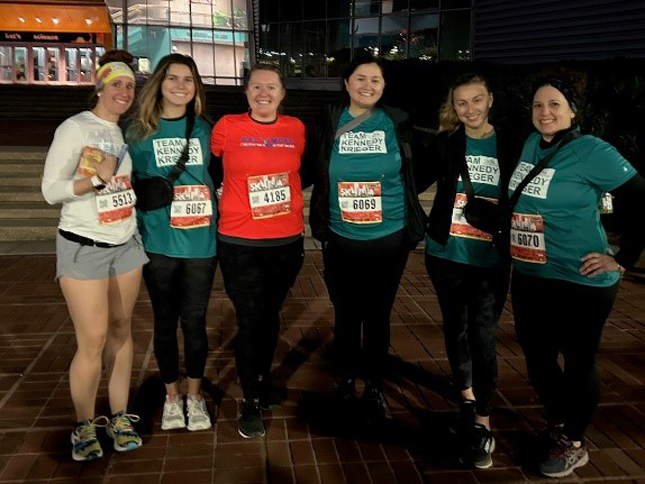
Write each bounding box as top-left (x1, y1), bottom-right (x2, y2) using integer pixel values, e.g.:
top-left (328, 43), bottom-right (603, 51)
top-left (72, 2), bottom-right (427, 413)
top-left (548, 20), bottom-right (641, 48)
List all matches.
top-left (247, 172), bottom-right (291, 219)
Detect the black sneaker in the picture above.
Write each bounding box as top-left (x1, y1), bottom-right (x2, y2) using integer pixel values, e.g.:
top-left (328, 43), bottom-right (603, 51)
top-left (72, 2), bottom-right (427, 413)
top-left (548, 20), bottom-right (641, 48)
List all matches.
top-left (540, 435), bottom-right (588, 478)
top-left (464, 423), bottom-right (496, 469)
top-left (450, 399), bottom-right (476, 436)
top-left (238, 399), bottom-right (265, 439)
top-left (335, 378), bottom-right (357, 402)
top-left (362, 383), bottom-right (392, 420)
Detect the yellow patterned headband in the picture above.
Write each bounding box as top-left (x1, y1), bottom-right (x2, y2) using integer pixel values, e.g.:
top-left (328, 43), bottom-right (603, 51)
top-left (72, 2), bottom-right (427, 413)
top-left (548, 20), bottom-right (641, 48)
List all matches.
top-left (96, 62), bottom-right (135, 90)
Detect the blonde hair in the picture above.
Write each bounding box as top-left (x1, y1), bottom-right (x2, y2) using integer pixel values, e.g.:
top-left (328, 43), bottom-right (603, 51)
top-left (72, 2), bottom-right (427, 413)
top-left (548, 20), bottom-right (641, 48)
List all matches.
top-left (438, 74), bottom-right (490, 134)
top-left (128, 54), bottom-right (205, 141)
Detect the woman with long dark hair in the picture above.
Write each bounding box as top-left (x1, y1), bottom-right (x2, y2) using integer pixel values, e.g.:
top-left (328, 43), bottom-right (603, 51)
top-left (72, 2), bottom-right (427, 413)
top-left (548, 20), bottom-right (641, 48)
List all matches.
top-left (128, 54), bottom-right (217, 432)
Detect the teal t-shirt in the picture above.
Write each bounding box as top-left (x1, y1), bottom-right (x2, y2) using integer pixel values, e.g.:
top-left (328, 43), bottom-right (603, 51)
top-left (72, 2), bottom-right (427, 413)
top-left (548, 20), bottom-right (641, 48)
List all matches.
top-left (129, 116), bottom-right (217, 258)
top-left (509, 132), bottom-right (635, 286)
top-left (426, 135), bottom-right (502, 269)
top-left (329, 108), bottom-right (406, 240)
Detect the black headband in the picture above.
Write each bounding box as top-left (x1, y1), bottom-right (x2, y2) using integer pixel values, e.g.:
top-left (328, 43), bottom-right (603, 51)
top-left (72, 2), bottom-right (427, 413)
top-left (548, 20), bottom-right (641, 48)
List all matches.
top-left (535, 78), bottom-right (578, 112)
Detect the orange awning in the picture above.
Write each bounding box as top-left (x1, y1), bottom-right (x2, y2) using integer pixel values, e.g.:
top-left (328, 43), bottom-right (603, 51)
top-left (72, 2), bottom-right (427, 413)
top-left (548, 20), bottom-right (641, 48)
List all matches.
top-left (0, 3), bottom-right (111, 33)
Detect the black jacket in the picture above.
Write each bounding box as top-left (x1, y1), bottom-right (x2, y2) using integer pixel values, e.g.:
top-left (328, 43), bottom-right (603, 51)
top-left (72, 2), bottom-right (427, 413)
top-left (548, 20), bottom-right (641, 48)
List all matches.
top-left (302, 104), bottom-right (426, 246)
top-left (415, 124), bottom-right (523, 246)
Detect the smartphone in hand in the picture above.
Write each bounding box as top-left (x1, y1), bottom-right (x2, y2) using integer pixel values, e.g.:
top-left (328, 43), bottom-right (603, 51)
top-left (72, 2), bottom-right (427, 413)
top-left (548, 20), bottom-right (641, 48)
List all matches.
top-left (114, 144), bottom-right (129, 174)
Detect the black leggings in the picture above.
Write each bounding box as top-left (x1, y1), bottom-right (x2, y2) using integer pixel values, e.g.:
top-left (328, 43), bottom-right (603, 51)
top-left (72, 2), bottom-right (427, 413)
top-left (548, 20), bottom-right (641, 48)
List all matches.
top-left (426, 254), bottom-right (509, 417)
top-left (323, 229), bottom-right (409, 384)
top-left (511, 270), bottom-right (619, 441)
top-left (218, 238), bottom-right (304, 400)
top-left (143, 253), bottom-right (217, 384)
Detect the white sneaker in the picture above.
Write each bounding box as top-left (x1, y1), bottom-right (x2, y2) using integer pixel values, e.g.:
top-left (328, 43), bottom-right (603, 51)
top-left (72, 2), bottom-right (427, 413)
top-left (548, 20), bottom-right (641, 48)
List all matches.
top-left (161, 397), bottom-right (186, 430)
top-left (187, 396), bottom-right (212, 431)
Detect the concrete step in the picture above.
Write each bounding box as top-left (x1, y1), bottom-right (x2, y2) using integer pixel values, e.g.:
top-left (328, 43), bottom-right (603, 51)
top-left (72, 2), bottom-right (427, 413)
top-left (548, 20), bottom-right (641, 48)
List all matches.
top-left (0, 218), bottom-right (58, 241)
top-left (0, 173), bottom-right (43, 187)
top-left (0, 163), bottom-right (43, 174)
top-left (0, 148), bottom-right (48, 161)
top-left (0, 186), bottom-right (45, 202)
top-left (0, 201), bottom-right (60, 219)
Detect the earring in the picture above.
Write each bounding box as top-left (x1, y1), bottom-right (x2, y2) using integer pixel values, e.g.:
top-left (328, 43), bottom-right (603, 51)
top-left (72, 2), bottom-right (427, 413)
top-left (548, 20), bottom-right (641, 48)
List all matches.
top-left (97, 92), bottom-right (102, 97)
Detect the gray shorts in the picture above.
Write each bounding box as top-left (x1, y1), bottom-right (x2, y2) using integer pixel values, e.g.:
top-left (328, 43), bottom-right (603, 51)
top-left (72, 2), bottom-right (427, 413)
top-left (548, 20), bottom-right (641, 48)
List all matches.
top-left (56, 232), bottom-right (149, 280)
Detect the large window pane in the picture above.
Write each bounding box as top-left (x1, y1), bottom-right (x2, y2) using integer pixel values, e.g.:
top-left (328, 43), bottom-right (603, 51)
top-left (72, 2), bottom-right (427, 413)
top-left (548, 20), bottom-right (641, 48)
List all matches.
top-left (106, 0), bottom-right (124, 23)
top-left (258, 23), bottom-right (279, 63)
top-left (410, 13), bottom-right (438, 60)
top-left (353, 17), bottom-right (379, 56)
top-left (302, 21), bottom-right (325, 77)
top-left (381, 15), bottom-right (408, 59)
top-left (147, 0), bottom-right (170, 24)
top-left (260, 0), bottom-right (280, 23)
top-left (190, 0), bottom-right (213, 28)
top-left (439, 9), bottom-right (470, 60)
top-left (441, 0), bottom-right (471, 8)
top-left (130, 26), bottom-right (171, 68)
top-left (192, 29), bottom-right (214, 82)
top-left (354, 1), bottom-right (380, 17)
top-left (328, 0), bottom-right (350, 18)
top-left (280, 0), bottom-right (302, 21)
top-left (279, 22), bottom-right (302, 77)
top-left (303, 0), bottom-right (325, 20)
top-left (411, 0), bottom-right (438, 9)
top-left (328, 19), bottom-right (350, 77)
top-left (232, 0), bottom-right (248, 29)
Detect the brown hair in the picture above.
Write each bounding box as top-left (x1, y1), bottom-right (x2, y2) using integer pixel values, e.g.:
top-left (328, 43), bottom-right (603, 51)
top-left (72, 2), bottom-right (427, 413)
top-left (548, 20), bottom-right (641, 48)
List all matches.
top-left (128, 54), bottom-right (206, 141)
top-left (438, 73), bottom-right (491, 133)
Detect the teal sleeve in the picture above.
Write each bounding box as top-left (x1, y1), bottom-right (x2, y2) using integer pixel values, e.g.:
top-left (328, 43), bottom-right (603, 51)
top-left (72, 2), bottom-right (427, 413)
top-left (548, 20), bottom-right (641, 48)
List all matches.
top-left (579, 136), bottom-right (636, 191)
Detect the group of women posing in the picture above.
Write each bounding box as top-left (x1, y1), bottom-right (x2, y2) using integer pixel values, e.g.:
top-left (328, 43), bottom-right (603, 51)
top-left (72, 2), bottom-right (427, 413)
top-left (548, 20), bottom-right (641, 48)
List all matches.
top-left (43, 50), bottom-right (644, 479)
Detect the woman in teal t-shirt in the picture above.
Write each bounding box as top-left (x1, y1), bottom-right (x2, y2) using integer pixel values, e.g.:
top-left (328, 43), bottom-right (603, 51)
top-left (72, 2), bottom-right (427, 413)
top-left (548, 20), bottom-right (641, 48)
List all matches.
top-left (510, 78), bottom-right (645, 478)
top-left (416, 73), bottom-right (522, 469)
top-left (304, 53), bottom-right (425, 421)
top-left (127, 54), bottom-right (217, 433)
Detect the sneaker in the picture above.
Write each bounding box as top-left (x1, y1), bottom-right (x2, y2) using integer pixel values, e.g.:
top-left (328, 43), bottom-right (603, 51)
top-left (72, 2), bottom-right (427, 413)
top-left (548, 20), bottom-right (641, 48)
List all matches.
top-left (450, 399), bottom-right (476, 436)
top-left (186, 396), bottom-right (212, 431)
top-left (540, 435), bottom-right (589, 478)
top-left (238, 399), bottom-right (265, 438)
top-left (161, 396), bottom-right (186, 430)
top-left (70, 416), bottom-right (108, 462)
top-left (107, 411), bottom-right (142, 452)
top-left (463, 423), bottom-right (496, 469)
top-left (334, 378), bottom-right (357, 402)
top-left (362, 383), bottom-right (392, 420)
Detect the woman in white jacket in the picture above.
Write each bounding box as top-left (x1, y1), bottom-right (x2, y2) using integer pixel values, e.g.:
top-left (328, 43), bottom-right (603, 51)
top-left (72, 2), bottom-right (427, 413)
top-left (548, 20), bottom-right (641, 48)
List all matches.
top-left (41, 50), bottom-right (147, 462)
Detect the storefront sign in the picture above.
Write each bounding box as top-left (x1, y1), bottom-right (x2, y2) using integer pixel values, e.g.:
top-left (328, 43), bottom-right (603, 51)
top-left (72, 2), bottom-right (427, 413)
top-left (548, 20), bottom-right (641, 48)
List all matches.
top-left (0, 31), bottom-right (97, 43)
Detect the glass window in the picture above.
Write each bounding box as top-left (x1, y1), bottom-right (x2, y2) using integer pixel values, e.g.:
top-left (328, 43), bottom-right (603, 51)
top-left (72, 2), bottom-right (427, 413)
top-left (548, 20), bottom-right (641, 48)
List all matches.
top-left (191, 0), bottom-right (213, 28)
top-left (232, 0), bottom-right (248, 29)
top-left (258, 23), bottom-right (280, 63)
top-left (279, 22), bottom-right (302, 77)
top-left (439, 9), bottom-right (470, 60)
top-left (169, 0), bottom-right (189, 25)
top-left (15, 47), bottom-right (27, 82)
top-left (106, 0), bottom-right (125, 24)
top-left (65, 48), bottom-right (78, 82)
top-left (353, 17), bottom-right (379, 56)
top-left (302, 21), bottom-right (326, 77)
top-left (147, 0), bottom-right (170, 24)
top-left (441, 0), bottom-right (471, 8)
top-left (354, 1), bottom-right (380, 17)
top-left (328, 19), bottom-right (350, 77)
top-left (127, 0), bottom-right (147, 24)
top-left (410, 13), bottom-right (438, 60)
top-left (280, 0), bottom-right (302, 21)
top-left (80, 48), bottom-right (93, 82)
top-left (303, 0), bottom-right (325, 20)
top-left (115, 25), bottom-right (125, 50)
top-left (411, 0), bottom-right (438, 10)
top-left (0, 46), bottom-right (12, 82)
top-left (32, 47), bottom-right (46, 82)
top-left (381, 15), bottom-right (409, 59)
top-left (192, 29), bottom-right (214, 79)
top-left (260, 0), bottom-right (280, 23)
top-left (130, 26), bottom-right (172, 68)
top-left (328, 0), bottom-right (350, 18)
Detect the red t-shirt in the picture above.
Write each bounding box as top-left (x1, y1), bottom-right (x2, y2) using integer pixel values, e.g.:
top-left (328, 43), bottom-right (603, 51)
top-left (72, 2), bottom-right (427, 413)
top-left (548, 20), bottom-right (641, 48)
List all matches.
top-left (210, 113), bottom-right (305, 239)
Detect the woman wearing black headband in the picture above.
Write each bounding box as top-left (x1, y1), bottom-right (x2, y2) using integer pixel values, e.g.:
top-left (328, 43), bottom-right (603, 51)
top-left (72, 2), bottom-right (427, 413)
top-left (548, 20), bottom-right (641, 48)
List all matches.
top-left (509, 78), bottom-right (645, 477)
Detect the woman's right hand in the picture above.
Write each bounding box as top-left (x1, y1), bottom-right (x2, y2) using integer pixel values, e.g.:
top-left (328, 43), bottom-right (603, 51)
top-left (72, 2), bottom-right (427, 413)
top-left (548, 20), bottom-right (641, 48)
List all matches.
top-left (95, 154), bottom-right (117, 183)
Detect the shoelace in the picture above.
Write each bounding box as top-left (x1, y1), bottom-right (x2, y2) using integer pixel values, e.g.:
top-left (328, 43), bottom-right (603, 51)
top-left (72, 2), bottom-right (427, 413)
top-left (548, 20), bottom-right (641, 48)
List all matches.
top-left (549, 436), bottom-right (575, 459)
top-left (112, 413), bottom-right (140, 432)
top-left (75, 415), bottom-right (109, 442)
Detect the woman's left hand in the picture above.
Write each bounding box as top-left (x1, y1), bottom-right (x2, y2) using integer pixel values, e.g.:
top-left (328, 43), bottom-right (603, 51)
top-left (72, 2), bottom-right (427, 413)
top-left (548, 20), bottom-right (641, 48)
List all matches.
top-left (580, 252), bottom-right (625, 277)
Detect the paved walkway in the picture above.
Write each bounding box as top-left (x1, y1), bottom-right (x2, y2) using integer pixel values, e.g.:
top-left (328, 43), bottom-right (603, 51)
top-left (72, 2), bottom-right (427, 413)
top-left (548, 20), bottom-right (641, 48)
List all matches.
top-left (0, 250), bottom-right (644, 484)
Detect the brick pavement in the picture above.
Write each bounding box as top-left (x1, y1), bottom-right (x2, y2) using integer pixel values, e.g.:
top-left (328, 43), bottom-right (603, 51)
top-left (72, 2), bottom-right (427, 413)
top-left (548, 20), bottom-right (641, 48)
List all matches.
top-left (0, 250), bottom-right (644, 484)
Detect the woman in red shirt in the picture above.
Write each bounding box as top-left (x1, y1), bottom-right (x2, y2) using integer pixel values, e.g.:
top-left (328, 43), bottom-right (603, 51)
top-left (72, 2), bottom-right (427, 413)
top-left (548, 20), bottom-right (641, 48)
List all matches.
top-left (210, 64), bottom-right (305, 439)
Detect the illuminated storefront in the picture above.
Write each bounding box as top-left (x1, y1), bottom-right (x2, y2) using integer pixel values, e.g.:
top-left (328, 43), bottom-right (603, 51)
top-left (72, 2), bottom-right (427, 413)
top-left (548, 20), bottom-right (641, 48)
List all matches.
top-left (0, 1), bottom-right (111, 84)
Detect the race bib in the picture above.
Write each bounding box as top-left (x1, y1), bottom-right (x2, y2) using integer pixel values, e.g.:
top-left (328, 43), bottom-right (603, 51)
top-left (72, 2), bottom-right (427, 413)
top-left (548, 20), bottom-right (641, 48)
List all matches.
top-left (170, 185), bottom-right (213, 229)
top-left (510, 213), bottom-right (547, 263)
top-left (95, 175), bottom-right (135, 225)
top-left (449, 193), bottom-right (493, 242)
top-left (247, 172), bottom-right (291, 219)
top-left (338, 181), bottom-right (382, 224)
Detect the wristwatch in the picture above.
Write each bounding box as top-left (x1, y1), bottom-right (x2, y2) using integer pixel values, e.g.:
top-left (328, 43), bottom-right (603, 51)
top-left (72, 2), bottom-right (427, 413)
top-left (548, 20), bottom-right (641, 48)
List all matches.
top-left (91, 174), bottom-right (106, 190)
